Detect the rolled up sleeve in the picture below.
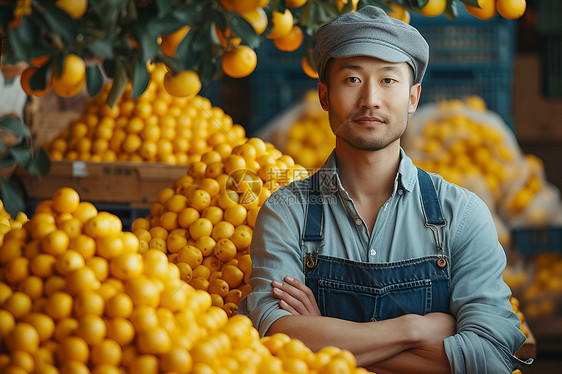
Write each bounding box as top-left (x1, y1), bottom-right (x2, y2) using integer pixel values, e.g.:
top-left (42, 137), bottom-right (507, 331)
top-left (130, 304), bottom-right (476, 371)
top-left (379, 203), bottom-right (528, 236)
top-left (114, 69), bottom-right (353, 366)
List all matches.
top-left (444, 194), bottom-right (531, 373)
top-left (237, 188), bottom-right (306, 337)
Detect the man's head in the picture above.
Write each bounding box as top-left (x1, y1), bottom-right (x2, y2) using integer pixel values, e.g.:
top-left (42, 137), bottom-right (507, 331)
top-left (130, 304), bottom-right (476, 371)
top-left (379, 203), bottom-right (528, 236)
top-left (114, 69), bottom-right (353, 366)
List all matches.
top-left (313, 6), bottom-right (429, 85)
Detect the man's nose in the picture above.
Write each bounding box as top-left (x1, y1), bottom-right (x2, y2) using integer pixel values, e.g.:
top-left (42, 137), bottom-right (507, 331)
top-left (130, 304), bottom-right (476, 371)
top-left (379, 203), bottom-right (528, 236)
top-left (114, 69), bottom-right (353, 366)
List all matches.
top-left (359, 81), bottom-right (382, 108)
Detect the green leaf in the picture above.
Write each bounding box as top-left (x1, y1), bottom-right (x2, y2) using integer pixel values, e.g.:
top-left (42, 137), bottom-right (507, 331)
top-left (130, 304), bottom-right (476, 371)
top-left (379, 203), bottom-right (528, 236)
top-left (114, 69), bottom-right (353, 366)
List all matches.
top-left (8, 143), bottom-right (33, 169)
top-left (106, 62), bottom-right (128, 108)
top-left (155, 0), bottom-right (177, 16)
top-left (172, 2), bottom-right (206, 24)
top-left (131, 59), bottom-right (150, 100)
top-left (0, 179), bottom-right (25, 219)
top-left (42, 5), bottom-right (77, 43)
top-left (28, 148), bottom-right (51, 178)
top-left (29, 62), bottom-right (51, 92)
top-left (227, 12), bottom-right (261, 49)
top-left (135, 26), bottom-right (159, 63)
top-left (0, 6), bottom-right (13, 32)
top-left (86, 65), bottom-right (104, 97)
top-left (445, 0), bottom-right (458, 19)
top-left (0, 117), bottom-right (30, 138)
top-left (0, 139), bottom-right (4, 152)
top-left (8, 17), bottom-right (35, 61)
top-left (0, 155), bottom-right (15, 168)
top-left (87, 37), bottom-right (114, 59)
top-left (460, 0), bottom-right (480, 7)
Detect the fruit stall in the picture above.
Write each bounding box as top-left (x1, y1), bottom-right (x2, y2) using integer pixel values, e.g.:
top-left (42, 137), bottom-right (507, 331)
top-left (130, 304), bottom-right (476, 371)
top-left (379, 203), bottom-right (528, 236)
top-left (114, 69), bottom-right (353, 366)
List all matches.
top-left (1, 0), bottom-right (560, 373)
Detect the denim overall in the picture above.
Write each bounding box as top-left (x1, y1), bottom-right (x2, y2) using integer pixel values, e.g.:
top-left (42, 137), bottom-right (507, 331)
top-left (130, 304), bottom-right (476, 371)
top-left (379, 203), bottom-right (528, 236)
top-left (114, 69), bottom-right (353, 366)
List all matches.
top-left (303, 169), bottom-right (450, 322)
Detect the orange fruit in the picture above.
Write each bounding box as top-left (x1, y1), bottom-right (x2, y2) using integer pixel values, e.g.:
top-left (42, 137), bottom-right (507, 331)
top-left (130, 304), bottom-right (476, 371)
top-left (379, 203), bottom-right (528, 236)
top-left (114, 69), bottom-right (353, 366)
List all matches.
top-left (106, 317), bottom-right (135, 346)
top-left (221, 46), bottom-right (257, 78)
top-left (43, 275), bottom-right (66, 296)
top-left (274, 25), bottom-right (303, 52)
top-left (160, 347), bottom-right (193, 373)
top-left (465, 0), bottom-right (496, 20)
top-left (91, 338), bottom-right (122, 366)
top-left (20, 67), bottom-right (51, 96)
top-left (125, 276), bottom-right (160, 307)
top-left (109, 252), bottom-right (144, 280)
top-left (224, 204), bottom-right (247, 226)
top-left (137, 327), bottom-right (172, 354)
top-left (96, 235), bottom-right (124, 259)
top-left (241, 7), bottom-right (268, 34)
top-left (57, 336), bottom-right (89, 363)
top-left (68, 234), bottom-right (96, 260)
top-left (221, 264), bottom-right (245, 288)
top-left (9, 350), bottom-right (35, 372)
top-left (20, 313), bottom-right (55, 343)
top-left (55, 249), bottom-right (85, 275)
top-left (73, 290), bottom-right (105, 317)
top-left (18, 275), bottom-right (44, 300)
top-left (3, 291), bottom-right (32, 319)
top-left (7, 322), bottom-right (40, 353)
top-left (160, 26), bottom-right (190, 57)
top-left (41, 229), bottom-right (70, 256)
top-left (164, 70), bottom-right (202, 97)
top-left (189, 218), bottom-right (213, 240)
top-left (496, 0), bottom-right (526, 19)
top-left (301, 56), bottom-right (318, 79)
top-left (214, 238), bottom-right (237, 262)
top-left (75, 314), bottom-right (106, 345)
top-left (267, 10), bottom-right (293, 39)
top-left (177, 245), bottom-right (204, 269)
top-left (51, 54), bottom-right (86, 97)
top-left (65, 266), bottom-right (100, 295)
top-left (56, 0), bottom-right (87, 18)
top-left (85, 256), bottom-right (109, 282)
top-left (84, 212), bottom-right (122, 238)
top-left (4, 256), bottom-right (29, 285)
top-left (0, 308), bottom-right (15, 339)
top-left (420, 0), bottom-right (447, 17)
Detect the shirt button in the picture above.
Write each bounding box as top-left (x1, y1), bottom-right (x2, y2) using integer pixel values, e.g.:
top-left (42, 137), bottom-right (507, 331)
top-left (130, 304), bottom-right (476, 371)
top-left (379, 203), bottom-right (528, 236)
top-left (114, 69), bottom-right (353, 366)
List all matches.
top-left (370, 249), bottom-right (376, 256)
top-left (398, 189), bottom-right (403, 195)
top-left (354, 218), bottom-right (362, 226)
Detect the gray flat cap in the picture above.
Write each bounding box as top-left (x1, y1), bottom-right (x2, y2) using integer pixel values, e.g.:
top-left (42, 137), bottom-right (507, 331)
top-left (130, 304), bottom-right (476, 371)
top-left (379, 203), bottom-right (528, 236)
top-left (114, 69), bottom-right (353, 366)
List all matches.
top-left (313, 6), bottom-right (429, 84)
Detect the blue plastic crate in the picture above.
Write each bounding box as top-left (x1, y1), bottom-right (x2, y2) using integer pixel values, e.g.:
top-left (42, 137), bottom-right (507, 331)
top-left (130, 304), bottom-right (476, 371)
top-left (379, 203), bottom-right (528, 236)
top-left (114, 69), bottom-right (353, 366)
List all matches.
top-left (512, 227), bottom-right (562, 255)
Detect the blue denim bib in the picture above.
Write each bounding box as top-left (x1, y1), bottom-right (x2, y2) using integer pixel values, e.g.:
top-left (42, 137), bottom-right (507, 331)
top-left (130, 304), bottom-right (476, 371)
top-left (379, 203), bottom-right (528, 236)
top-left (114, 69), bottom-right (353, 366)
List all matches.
top-left (302, 168), bottom-right (450, 322)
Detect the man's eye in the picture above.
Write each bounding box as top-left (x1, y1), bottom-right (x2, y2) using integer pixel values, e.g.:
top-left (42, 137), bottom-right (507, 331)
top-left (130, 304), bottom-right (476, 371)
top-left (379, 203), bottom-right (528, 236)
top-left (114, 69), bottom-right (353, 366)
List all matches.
top-left (346, 77), bottom-right (360, 83)
top-left (382, 78), bottom-right (396, 84)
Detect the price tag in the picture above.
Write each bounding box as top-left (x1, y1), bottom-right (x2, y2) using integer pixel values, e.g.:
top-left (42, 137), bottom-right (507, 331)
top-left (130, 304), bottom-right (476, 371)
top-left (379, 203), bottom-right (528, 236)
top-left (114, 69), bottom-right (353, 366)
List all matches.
top-left (72, 161), bottom-right (88, 177)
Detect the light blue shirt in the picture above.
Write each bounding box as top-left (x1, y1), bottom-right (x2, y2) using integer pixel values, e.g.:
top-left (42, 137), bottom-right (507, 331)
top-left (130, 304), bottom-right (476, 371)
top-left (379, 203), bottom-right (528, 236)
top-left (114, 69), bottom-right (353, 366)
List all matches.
top-left (238, 149), bottom-right (528, 373)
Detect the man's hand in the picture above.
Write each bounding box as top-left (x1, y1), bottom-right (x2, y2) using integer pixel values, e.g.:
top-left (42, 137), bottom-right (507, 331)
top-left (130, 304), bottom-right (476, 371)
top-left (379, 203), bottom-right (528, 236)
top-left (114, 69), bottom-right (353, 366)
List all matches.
top-left (271, 276), bottom-right (321, 316)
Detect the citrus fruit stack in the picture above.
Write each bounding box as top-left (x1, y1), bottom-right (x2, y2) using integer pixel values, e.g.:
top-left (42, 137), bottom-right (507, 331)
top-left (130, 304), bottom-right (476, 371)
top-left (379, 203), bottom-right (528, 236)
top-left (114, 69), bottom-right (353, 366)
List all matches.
top-left (132, 136), bottom-right (310, 315)
top-left (44, 63), bottom-right (246, 164)
top-left (0, 201), bottom-right (28, 247)
top-left (404, 96), bottom-right (562, 249)
top-left (0, 187), bottom-right (369, 373)
top-left (519, 253), bottom-right (562, 319)
top-left (275, 91), bottom-right (335, 170)
top-left (509, 296), bottom-right (529, 338)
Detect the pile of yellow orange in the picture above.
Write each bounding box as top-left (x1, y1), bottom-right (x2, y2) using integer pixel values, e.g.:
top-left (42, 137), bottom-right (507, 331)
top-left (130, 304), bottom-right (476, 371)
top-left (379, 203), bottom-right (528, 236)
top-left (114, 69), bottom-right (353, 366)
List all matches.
top-left (0, 202), bottom-right (28, 247)
top-left (519, 253), bottom-right (562, 319)
top-left (44, 63), bottom-right (246, 164)
top-left (404, 97), bottom-right (559, 247)
top-left (131, 136), bottom-right (309, 313)
top-left (0, 187), bottom-right (369, 373)
top-left (278, 91), bottom-right (335, 170)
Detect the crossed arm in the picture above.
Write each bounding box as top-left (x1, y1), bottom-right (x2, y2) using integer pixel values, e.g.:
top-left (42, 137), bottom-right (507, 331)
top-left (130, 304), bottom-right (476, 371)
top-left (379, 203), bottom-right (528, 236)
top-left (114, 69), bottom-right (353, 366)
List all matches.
top-left (268, 276), bottom-right (454, 373)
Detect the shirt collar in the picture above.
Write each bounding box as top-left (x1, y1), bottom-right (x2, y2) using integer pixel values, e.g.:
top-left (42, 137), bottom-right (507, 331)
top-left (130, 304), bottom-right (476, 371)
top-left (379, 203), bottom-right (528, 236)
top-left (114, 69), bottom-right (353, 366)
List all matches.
top-left (317, 147), bottom-right (418, 195)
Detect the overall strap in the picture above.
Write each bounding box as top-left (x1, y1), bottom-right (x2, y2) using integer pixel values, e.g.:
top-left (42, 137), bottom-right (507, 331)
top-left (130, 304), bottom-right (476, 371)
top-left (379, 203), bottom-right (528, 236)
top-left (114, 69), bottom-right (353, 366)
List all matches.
top-left (417, 168), bottom-right (448, 268)
top-left (302, 172), bottom-right (324, 269)
top-left (303, 171), bottom-right (324, 242)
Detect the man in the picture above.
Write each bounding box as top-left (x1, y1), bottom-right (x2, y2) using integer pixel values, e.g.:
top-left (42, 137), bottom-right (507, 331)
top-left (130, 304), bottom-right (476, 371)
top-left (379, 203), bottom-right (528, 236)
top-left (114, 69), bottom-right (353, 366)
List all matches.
top-left (238, 6), bottom-right (529, 373)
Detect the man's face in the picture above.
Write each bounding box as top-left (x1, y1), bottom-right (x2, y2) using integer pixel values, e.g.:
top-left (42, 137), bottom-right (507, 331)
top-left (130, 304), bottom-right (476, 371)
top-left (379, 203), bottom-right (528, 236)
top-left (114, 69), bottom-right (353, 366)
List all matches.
top-left (318, 56), bottom-right (421, 152)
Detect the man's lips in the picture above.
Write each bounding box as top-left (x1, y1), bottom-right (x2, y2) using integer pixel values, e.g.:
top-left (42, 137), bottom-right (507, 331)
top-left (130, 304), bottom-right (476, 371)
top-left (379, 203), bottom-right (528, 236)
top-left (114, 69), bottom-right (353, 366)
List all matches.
top-left (353, 116), bottom-right (385, 125)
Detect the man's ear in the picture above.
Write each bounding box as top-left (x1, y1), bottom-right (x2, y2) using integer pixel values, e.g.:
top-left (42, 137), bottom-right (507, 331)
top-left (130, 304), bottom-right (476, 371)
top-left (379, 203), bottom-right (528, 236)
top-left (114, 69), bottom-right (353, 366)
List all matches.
top-left (408, 83), bottom-right (421, 114)
top-left (318, 81), bottom-right (329, 111)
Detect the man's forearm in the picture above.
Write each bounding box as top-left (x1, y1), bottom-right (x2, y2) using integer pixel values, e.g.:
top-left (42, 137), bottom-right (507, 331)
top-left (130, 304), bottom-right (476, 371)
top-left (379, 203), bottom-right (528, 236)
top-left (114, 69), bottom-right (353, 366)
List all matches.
top-left (267, 314), bottom-right (434, 366)
top-left (366, 342), bottom-right (452, 374)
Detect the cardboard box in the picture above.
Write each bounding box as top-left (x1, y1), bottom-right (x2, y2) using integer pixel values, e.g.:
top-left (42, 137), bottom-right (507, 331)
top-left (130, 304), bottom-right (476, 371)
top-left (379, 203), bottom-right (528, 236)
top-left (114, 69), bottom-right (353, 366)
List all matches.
top-left (30, 110), bottom-right (80, 148)
top-left (18, 161), bottom-right (188, 207)
top-left (513, 54), bottom-right (562, 142)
